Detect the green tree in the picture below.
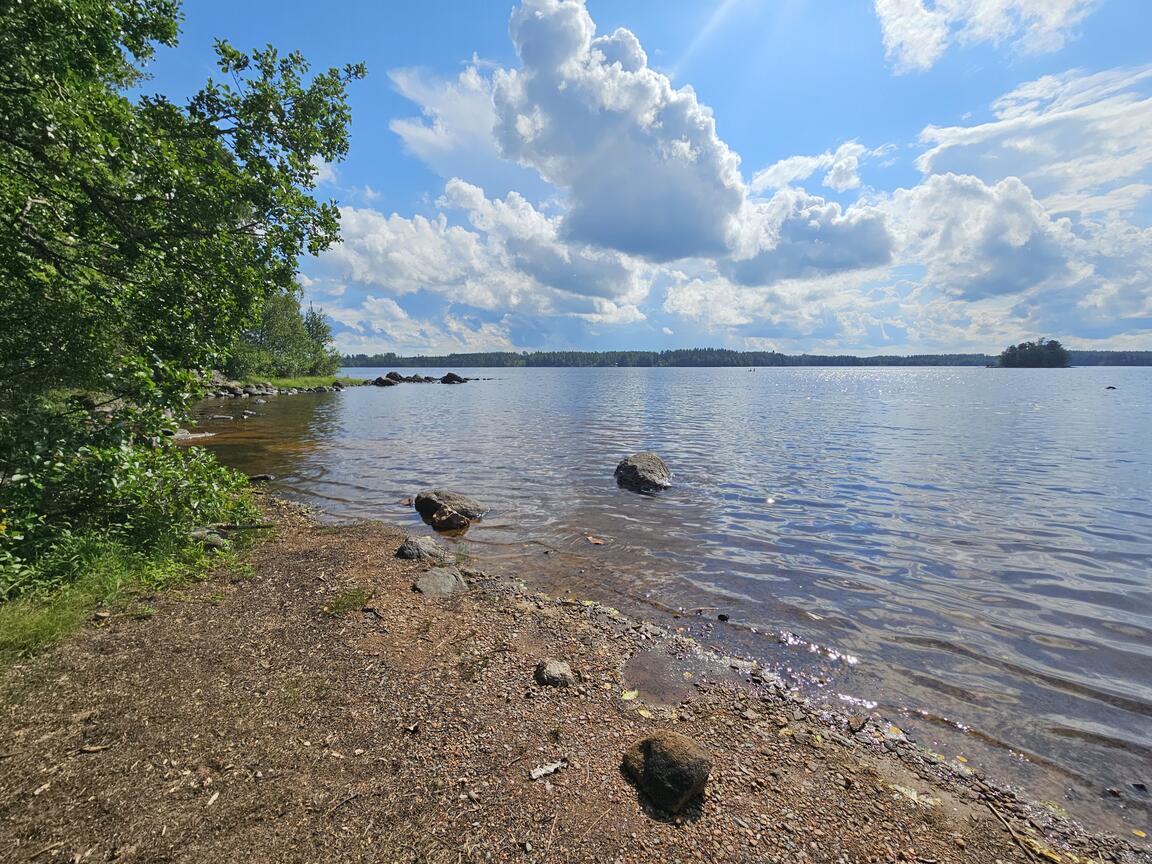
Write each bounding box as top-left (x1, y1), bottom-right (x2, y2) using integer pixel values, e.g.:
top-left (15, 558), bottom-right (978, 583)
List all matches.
top-left (998, 339), bottom-right (1070, 368)
top-left (226, 295), bottom-right (340, 379)
top-left (0, 0), bottom-right (363, 593)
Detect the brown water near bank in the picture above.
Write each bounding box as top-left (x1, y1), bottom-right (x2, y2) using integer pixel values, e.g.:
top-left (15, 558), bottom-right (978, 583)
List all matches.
top-left (189, 366), bottom-right (1152, 836)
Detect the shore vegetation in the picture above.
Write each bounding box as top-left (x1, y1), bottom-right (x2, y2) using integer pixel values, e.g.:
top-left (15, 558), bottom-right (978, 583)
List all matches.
top-left (343, 346), bottom-right (1150, 368)
top-left (0, 0), bottom-right (362, 654)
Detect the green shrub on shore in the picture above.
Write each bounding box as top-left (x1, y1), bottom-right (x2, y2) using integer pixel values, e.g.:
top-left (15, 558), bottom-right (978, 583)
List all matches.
top-left (0, 0), bottom-right (362, 652)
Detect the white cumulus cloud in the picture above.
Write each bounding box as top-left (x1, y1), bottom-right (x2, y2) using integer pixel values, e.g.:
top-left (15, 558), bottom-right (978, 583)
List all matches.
top-left (917, 66), bottom-right (1152, 214)
top-left (491, 0), bottom-right (745, 261)
top-left (874, 0), bottom-right (1098, 73)
top-left (751, 142), bottom-right (880, 194)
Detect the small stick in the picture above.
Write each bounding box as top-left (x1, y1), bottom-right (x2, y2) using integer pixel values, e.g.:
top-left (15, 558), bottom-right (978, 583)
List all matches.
top-left (325, 792), bottom-right (360, 817)
top-left (986, 801), bottom-right (1044, 863)
top-left (28, 840), bottom-right (64, 860)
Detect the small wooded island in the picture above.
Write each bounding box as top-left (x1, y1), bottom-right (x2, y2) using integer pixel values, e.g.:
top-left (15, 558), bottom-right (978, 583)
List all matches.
top-left (998, 338), bottom-right (1071, 367)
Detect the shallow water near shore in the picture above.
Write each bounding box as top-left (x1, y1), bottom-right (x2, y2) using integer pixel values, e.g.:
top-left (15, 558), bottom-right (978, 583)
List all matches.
top-left (193, 366), bottom-right (1152, 833)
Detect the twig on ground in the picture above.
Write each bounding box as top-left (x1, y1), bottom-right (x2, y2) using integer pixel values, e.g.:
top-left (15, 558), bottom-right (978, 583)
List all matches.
top-left (27, 840), bottom-right (64, 860)
top-left (325, 792), bottom-right (361, 817)
top-left (986, 801), bottom-right (1044, 864)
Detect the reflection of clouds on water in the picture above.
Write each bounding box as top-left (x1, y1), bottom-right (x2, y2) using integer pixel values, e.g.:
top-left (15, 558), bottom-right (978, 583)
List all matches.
top-left (197, 366), bottom-right (1152, 832)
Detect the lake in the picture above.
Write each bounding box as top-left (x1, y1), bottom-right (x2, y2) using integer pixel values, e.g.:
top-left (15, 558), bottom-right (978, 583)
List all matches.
top-left (194, 366), bottom-right (1152, 830)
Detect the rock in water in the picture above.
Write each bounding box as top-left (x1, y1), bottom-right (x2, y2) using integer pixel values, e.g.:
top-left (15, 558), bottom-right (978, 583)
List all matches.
top-left (414, 490), bottom-right (487, 521)
top-left (623, 731), bottom-right (711, 813)
top-left (440, 372), bottom-right (467, 384)
top-left (614, 452), bottom-right (672, 492)
top-left (395, 536), bottom-right (453, 565)
top-left (430, 506), bottom-right (470, 532)
top-left (385, 371), bottom-right (404, 382)
top-left (412, 567), bottom-right (467, 596)
top-left (534, 659), bottom-right (576, 688)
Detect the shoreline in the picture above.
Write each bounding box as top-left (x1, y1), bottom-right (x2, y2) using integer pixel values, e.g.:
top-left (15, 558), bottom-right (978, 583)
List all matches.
top-left (0, 501), bottom-right (1146, 863)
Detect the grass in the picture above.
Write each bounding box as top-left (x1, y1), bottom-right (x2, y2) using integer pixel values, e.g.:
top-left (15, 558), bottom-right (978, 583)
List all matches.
top-left (321, 587), bottom-right (373, 616)
top-left (0, 534), bottom-right (243, 664)
top-left (249, 375), bottom-right (364, 389)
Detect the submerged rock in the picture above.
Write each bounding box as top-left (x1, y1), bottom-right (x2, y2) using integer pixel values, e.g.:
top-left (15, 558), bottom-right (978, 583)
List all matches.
top-left (396, 535), bottom-right (454, 564)
top-left (623, 730), bottom-right (711, 813)
top-left (412, 567), bottom-right (467, 597)
top-left (430, 506), bottom-right (470, 532)
top-left (614, 452), bottom-right (672, 492)
top-left (534, 659), bottom-right (576, 688)
top-left (414, 490), bottom-right (487, 521)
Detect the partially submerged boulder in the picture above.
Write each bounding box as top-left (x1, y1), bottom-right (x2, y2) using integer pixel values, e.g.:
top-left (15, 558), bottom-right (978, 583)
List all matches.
top-left (372, 376), bottom-right (397, 387)
top-left (414, 490), bottom-right (487, 521)
top-left (412, 566), bottom-right (468, 597)
top-left (614, 452), bottom-right (672, 492)
top-left (623, 730), bottom-right (711, 813)
top-left (385, 371), bottom-right (404, 382)
top-left (395, 535), bottom-right (453, 565)
top-left (440, 372), bottom-right (467, 384)
top-left (534, 659), bottom-right (576, 688)
top-left (430, 506), bottom-right (470, 532)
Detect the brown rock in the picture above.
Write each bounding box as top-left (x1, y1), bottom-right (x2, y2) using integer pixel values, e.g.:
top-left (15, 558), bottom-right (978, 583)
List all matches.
top-left (623, 730), bottom-right (711, 813)
top-left (430, 506), bottom-right (470, 532)
top-left (414, 490), bottom-right (487, 521)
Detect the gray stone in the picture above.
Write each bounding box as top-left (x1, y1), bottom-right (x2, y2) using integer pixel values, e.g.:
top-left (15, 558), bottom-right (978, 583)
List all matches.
top-left (396, 535), bottom-right (454, 565)
top-left (614, 452), bottom-right (672, 492)
top-left (190, 528), bottom-right (230, 551)
top-left (533, 659), bottom-right (576, 688)
top-left (413, 567), bottom-right (468, 597)
top-left (414, 490), bottom-right (487, 521)
top-left (622, 731), bottom-right (711, 813)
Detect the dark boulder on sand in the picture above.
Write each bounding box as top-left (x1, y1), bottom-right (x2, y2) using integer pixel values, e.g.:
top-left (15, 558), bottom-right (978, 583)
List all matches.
top-left (623, 731), bottom-right (711, 813)
top-left (396, 535), bottom-right (454, 565)
top-left (412, 567), bottom-right (468, 597)
top-left (534, 659), bottom-right (576, 688)
top-left (615, 452), bottom-right (671, 492)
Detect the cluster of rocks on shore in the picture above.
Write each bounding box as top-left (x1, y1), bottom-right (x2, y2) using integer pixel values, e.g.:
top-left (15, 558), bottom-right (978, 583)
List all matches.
top-left (204, 381), bottom-right (350, 399)
top-left (203, 371), bottom-right (472, 400)
top-left (371, 371), bottom-right (470, 386)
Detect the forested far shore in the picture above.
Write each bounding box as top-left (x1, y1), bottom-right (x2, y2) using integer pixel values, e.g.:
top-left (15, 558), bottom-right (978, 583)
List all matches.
top-left (342, 348), bottom-right (1152, 368)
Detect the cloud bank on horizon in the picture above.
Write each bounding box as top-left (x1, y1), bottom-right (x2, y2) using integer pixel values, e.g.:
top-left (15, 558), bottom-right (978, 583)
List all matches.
top-left (304, 0), bottom-right (1152, 356)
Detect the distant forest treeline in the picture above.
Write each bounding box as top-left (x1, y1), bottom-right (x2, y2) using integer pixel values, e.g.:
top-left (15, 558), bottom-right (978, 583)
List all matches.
top-left (342, 348), bottom-right (1152, 368)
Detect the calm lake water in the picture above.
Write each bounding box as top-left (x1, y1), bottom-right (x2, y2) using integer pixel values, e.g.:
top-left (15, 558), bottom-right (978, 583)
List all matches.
top-left (194, 366), bottom-right (1152, 830)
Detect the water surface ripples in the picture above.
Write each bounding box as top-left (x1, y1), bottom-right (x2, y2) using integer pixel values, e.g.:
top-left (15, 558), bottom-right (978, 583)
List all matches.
top-left (196, 366), bottom-right (1152, 830)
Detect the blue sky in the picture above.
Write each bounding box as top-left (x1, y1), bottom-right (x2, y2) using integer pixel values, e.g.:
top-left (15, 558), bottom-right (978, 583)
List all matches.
top-left (147, 0), bottom-right (1152, 354)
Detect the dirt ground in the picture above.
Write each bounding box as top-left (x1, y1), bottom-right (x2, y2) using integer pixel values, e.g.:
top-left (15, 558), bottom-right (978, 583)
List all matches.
top-left (1, 501), bottom-right (1147, 863)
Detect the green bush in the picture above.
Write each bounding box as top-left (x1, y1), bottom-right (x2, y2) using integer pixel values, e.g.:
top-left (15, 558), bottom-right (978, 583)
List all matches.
top-left (0, 403), bottom-right (254, 601)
